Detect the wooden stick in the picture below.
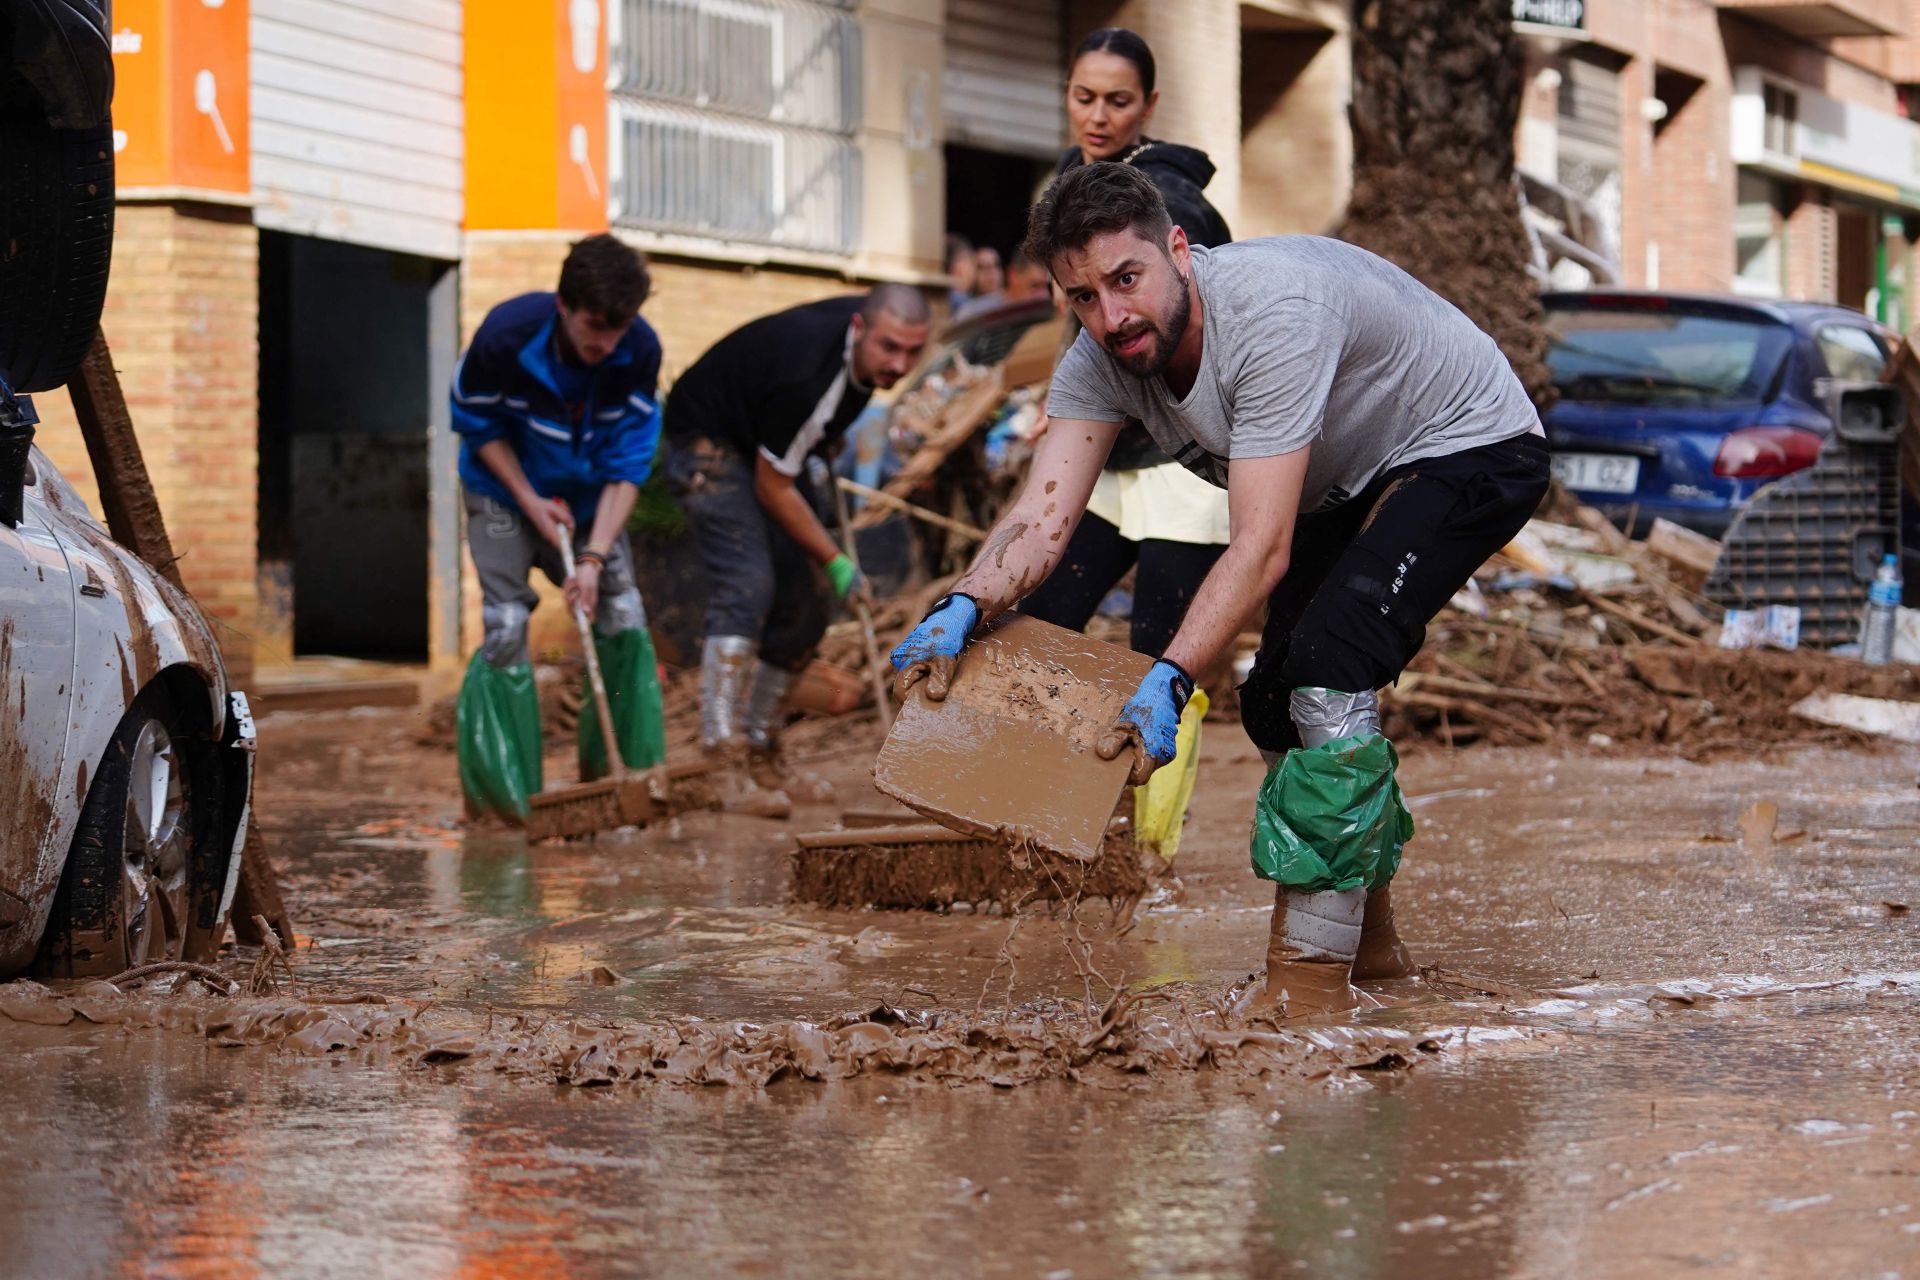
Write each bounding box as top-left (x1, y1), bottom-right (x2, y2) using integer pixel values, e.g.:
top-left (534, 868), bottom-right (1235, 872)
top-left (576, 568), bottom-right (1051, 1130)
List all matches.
top-left (829, 473), bottom-right (895, 734)
top-left (1401, 671), bottom-right (1589, 707)
top-left (837, 476), bottom-right (987, 543)
top-left (1582, 589), bottom-right (1701, 647)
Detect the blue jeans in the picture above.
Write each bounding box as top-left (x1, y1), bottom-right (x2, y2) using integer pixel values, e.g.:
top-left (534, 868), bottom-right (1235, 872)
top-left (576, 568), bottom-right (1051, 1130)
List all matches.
top-left (665, 438), bottom-right (829, 672)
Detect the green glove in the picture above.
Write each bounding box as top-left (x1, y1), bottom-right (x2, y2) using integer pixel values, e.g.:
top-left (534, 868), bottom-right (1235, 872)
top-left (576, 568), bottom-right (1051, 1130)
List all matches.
top-left (825, 552), bottom-right (866, 600)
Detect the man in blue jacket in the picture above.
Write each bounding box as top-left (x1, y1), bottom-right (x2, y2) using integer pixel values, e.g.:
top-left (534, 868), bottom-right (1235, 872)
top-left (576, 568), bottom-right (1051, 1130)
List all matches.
top-left (451, 234), bottom-right (666, 823)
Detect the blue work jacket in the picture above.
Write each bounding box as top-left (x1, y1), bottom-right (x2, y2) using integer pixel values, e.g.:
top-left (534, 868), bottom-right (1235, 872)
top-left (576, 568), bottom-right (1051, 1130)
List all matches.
top-left (452, 291), bottom-right (662, 525)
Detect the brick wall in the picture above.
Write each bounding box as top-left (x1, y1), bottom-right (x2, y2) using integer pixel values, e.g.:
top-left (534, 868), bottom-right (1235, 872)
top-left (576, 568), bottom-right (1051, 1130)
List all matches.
top-left (32, 202), bottom-right (261, 685)
top-left (1785, 187), bottom-right (1839, 302)
top-left (1647, 73), bottom-right (1737, 291)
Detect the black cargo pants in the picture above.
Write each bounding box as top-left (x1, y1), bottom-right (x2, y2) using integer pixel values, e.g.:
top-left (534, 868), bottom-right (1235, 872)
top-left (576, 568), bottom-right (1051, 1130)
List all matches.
top-left (1238, 433), bottom-right (1551, 754)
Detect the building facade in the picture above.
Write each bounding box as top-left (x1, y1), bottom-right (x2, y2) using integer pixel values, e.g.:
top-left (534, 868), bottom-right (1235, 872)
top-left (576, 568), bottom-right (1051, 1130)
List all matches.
top-left (1515, 0), bottom-right (1920, 326)
top-left (27, 0), bottom-right (1920, 683)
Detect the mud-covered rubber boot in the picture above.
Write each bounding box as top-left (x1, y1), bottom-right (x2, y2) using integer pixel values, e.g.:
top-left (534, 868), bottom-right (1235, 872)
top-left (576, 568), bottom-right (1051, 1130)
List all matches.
top-left (701, 637), bottom-right (793, 819)
top-left (705, 740), bottom-right (792, 819)
top-left (1233, 884), bottom-right (1366, 1020)
top-left (1352, 881), bottom-right (1416, 982)
top-left (742, 661), bottom-right (795, 791)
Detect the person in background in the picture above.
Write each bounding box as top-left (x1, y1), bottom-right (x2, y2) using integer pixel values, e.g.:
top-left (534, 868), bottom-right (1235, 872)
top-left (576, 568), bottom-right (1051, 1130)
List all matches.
top-left (945, 234), bottom-right (978, 314)
top-left (954, 248), bottom-right (1055, 320)
top-left (973, 246), bottom-right (1005, 301)
top-left (664, 286), bottom-right (932, 816)
top-left (451, 234), bottom-right (666, 824)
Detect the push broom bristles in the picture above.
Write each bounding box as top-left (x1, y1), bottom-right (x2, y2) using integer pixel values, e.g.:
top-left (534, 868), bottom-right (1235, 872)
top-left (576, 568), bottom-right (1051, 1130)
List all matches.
top-left (526, 775), bottom-right (660, 841)
top-left (790, 823), bottom-right (1148, 913)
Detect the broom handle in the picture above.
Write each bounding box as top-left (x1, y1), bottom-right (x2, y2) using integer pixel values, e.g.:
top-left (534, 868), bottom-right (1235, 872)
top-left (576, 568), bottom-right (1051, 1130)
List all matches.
top-left (560, 535), bottom-right (627, 779)
top-left (829, 471), bottom-right (894, 734)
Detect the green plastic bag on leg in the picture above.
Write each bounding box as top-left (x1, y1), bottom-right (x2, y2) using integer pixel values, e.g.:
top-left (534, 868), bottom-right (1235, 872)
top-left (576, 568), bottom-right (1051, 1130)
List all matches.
top-left (457, 652), bottom-right (543, 823)
top-left (578, 626), bottom-right (668, 781)
top-left (1250, 733), bottom-right (1414, 893)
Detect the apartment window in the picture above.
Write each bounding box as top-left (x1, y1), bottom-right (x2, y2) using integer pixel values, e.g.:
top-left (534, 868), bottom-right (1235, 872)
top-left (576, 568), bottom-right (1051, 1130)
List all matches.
top-left (609, 0), bottom-right (862, 255)
top-left (1735, 172), bottom-right (1785, 296)
top-left (1762, 80), bottom-right (1798, 157)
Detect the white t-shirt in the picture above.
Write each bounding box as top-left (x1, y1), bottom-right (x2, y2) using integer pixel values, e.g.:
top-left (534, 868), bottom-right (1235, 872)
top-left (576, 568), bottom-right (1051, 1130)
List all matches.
top-left (1046, 236), bottom-right (1540, 513)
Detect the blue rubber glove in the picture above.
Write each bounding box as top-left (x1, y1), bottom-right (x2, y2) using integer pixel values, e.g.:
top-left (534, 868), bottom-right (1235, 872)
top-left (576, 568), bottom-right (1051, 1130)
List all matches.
top-left (889, 593), bottom-right (981, 701)
top-left (1097, 659), bottom-right (1196, 785)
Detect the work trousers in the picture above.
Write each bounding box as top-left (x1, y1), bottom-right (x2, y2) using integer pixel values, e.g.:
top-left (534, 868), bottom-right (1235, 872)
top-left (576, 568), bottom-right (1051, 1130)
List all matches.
top-left (1018, 510), bottom-right (1226, 657)
top-left (1239, 434), bottom-right (1551, 754)
top-left (665, 437), bottom-right (829, 672)
top-left (464, 489), bottom-right (644, 668)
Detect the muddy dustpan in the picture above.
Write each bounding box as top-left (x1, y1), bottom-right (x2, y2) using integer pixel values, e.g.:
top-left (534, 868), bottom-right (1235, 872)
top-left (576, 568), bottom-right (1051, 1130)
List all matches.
top-left (872, 614), bottom-right (1153, 862)
top-left (526, 540), bottom-right (668, 842)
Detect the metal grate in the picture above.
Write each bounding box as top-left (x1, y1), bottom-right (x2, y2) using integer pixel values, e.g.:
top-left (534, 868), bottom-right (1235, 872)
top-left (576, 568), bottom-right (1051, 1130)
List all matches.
top-left (1704, 438), bottom-right (1900, 645)
top-left (609, 0), bottom-right (862, 254)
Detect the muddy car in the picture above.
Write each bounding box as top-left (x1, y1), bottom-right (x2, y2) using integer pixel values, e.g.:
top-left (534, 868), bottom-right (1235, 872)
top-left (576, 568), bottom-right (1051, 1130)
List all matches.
top-left (0, 439), bottom-right (255, 978)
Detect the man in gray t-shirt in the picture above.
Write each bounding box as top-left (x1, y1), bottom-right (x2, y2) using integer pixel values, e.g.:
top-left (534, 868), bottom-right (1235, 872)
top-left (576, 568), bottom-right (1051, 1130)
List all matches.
top-left (890, 163), bottom-right (1549, 1018)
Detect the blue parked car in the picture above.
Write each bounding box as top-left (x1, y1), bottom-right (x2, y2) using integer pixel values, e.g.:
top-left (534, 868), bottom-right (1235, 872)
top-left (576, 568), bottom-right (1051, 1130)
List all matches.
top-left (1542, 291), bottom-right (1898, 538)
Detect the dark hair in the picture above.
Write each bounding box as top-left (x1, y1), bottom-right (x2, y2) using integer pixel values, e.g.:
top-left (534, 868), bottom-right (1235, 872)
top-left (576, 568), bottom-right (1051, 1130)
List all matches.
top-left (1070, 27), bottom-right (1155, 96)
top-left (944, 232), bottom-right (975, 271)
top-left (862, 282), bottom-right (932, 326)
top-left (1023, 162), bottom-right (1173, 268)
top-left (558, 233), bottom-right (649, 323)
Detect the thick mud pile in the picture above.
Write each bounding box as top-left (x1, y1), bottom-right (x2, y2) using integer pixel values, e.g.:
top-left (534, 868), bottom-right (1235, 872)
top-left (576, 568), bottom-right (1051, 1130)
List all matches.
top-left (0, 976), bottom-right (1469, 1090)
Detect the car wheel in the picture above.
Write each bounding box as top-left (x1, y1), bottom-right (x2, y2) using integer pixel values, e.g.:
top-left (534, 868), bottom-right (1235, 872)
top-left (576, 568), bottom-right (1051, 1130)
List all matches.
top-left (36, 685), bottom-right (230, 979)
top-left (0, 103), bottom-right (113, 392)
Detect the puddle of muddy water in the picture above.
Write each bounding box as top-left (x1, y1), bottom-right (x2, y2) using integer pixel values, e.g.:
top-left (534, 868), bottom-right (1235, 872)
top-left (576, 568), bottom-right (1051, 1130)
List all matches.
top-left (4, 708), bottom-right (1918, 1277)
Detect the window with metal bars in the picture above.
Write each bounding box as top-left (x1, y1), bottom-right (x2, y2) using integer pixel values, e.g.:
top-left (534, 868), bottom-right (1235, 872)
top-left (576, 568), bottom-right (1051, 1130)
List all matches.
top-left (608, 0), bottom-right (863, 255)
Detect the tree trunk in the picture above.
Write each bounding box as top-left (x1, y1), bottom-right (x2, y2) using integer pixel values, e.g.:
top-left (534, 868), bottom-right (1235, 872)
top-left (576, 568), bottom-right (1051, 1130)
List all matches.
top-left (1336, 0), bottom-right (1552, 405)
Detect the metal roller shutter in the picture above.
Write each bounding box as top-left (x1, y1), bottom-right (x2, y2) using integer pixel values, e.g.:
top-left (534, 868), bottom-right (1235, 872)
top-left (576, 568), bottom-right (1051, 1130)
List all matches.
top-left (249, 0), bottom-right (463, 261)
top-left (944, 0), bottom-right (1062, 158)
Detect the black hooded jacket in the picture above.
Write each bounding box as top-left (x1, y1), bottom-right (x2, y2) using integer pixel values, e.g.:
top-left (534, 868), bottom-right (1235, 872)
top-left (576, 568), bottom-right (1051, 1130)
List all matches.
top-left (1055, 138), bottom-right (1232, 469)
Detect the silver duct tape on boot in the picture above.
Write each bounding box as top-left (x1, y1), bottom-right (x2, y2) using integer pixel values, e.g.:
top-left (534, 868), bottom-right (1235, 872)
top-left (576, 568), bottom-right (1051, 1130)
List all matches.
top-left (743, 661), bottom-right (794, 750)
top-left (699, 635), bottom-right (757, 749)
top-left (1283, 886), bottom-right (1367, 961)
top-left (1289, 687), bottom-right (1380, 749)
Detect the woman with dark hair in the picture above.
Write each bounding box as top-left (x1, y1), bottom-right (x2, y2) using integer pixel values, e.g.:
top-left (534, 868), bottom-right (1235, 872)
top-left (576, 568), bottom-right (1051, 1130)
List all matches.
top-left (1020, 27), bottom-right (1234, 669)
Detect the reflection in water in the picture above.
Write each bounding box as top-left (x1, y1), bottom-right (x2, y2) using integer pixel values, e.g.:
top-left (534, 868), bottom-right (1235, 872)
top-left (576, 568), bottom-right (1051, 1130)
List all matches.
top-left (3, 995), bottom-right (1916, 1276)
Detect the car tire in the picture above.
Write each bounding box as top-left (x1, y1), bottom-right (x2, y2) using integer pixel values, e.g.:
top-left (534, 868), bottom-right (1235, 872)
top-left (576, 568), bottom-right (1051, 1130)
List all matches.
top-left (36, 684), bottom-right (232, 980)
top-left (0, 107), bottom-right (113, 392)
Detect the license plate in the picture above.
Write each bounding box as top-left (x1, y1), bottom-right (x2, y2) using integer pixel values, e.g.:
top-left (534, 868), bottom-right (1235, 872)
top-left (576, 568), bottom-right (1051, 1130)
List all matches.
top-left (1552, 452), bottom-right (1640, 495)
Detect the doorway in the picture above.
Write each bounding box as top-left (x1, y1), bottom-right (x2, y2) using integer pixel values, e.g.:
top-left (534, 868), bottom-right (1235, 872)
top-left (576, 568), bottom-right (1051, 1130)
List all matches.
top-left (257, 232), bottom-right (456, 661)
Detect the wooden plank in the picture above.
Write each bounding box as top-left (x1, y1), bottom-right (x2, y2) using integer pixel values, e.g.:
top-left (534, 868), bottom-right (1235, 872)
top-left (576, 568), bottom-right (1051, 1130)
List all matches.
top-left (66, 332), bottom-right (293, 949)
top-left (1645, 517), bottom-right (1720, 592)
top-left (66, 334), bottom-right (183, 591)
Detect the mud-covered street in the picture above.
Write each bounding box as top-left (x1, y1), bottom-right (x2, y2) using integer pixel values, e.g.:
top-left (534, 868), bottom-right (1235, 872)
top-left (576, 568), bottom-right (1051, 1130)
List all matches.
top-left (1, 705), bottom-right (1916, 1277)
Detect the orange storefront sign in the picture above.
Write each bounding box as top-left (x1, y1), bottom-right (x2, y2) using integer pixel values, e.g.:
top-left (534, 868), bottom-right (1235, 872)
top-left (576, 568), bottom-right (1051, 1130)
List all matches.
top-left (468, 0), bottom-right (609, 232)
top-left (112, 0), bottom-right (250, 196)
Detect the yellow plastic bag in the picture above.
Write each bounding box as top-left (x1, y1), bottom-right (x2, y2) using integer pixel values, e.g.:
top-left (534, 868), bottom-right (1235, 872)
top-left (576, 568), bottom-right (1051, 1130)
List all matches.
top-left (1132, 688), bottom-right (1208, 863)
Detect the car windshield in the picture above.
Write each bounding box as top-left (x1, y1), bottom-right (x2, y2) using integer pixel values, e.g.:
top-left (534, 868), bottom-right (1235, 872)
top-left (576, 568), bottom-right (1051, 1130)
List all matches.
top-left (1544, 301), bottom-right (1793, 405)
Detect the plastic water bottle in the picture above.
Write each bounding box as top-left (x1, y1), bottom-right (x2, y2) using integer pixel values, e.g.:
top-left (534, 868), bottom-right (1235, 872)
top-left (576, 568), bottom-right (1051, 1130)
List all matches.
top-left (1862, 554), bottom-right (1902, 665)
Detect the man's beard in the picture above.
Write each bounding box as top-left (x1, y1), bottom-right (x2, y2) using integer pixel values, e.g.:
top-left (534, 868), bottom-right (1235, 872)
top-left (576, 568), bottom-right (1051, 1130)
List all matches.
top-left (1106, 279), bottom-right (1191, 380)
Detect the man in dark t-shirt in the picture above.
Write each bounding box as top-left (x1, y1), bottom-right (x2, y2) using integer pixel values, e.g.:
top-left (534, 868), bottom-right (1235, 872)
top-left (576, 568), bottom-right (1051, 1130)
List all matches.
top-left (665, 284), bottom-right (929, 813)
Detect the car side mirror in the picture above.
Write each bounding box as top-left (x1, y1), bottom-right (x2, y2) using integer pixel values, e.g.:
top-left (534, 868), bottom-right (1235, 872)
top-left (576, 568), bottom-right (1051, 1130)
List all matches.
top-left (0, 386), bottom-right (39, 528)
top-left (1816, 378), bottom-right (1903, 445)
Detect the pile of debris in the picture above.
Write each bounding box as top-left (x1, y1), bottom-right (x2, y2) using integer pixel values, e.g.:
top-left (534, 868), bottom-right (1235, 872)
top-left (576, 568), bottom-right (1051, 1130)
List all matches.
top-left (1382, 500), bottom-right (1920, 757)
